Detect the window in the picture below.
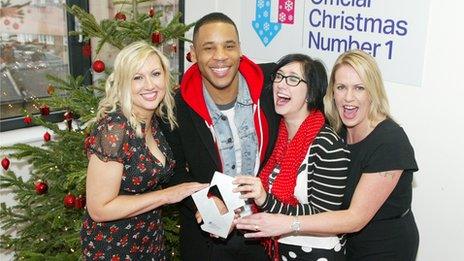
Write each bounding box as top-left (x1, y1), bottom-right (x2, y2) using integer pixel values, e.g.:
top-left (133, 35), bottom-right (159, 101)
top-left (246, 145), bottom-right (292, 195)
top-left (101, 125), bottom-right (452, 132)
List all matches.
top-left (0, 0), bottom-right (90, 131)
top-left (1, 0), bottom-right (186, 132)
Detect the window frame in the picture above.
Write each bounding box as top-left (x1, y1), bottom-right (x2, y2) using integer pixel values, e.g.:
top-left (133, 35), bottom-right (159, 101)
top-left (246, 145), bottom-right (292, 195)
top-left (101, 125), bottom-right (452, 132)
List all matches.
top-left (0, 0), bottom-right (91, 132)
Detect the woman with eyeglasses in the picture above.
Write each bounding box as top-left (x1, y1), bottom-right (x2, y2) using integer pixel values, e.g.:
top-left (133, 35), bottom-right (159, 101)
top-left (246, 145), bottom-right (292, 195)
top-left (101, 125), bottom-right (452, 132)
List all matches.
top-left (235, 50), bottom-right (419, 261)
top-left (233, 53), bottom-right (350, 260)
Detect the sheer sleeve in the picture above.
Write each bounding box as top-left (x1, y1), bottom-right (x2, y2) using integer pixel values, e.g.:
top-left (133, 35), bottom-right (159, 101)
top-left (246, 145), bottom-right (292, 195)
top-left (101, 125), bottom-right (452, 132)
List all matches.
top-left (86, 114), bottom-right (128, 163)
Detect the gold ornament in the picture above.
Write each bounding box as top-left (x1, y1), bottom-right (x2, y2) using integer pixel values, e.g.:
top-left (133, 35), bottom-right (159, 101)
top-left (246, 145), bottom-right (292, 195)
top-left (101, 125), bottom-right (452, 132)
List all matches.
top-left (47, 84), bottom-right (55, 95)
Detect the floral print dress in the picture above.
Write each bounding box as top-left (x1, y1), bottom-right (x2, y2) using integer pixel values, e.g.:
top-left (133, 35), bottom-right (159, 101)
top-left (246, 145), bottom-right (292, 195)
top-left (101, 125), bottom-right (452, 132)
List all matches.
top-left (81, 110), bottom-right (175, 261)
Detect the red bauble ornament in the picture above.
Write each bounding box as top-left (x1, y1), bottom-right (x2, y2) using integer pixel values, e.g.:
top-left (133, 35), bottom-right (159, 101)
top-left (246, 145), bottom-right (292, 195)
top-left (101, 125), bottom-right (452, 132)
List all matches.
top-left (151, 31), bottom-right (163, 45)
top-left (170, 44), bottom-right (177, 54)
top-left (82, 42), bottom-right (91, 58)
top-left (63, 193), bottom-right (76, 208)
top-left (47, 84), bottom-right (55, 95)
top-left (148, 6), bottom-right (155, 17)
top-left (92, 60), bottom-right (105, 73)
top-left (75, 195), bottom-right (86, 209)
top-left (23, 116), bottom-right (32, 124)
top-left (64, 111), bottom-right (73, 121)
top-left (43, 132), bottom-right (51, 142)
top-left (35, 181), bottom-right (48, 195)
top-left (1, 157), bottom-right (10, 170)
top-left (64, 111), bottom-right (73, 131)
top-left (40, 105), bottom-right (50, 116)
top-left (186, 52), bottom-right (192, 62)
top-left (114, 12), bottom-right (126, 21)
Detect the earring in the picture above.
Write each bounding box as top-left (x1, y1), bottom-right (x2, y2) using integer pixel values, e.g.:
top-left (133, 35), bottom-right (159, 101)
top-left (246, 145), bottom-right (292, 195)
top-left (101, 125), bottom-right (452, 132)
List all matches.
top-left (305, 97), bottom-right (309, 103)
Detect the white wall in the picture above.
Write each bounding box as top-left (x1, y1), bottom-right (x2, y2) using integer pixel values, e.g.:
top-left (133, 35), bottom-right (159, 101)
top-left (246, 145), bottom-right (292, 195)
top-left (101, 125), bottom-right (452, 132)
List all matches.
top-left (402, 0), bottom-right (464, 259)
top-left (184, 0), bottom-right (464, 260)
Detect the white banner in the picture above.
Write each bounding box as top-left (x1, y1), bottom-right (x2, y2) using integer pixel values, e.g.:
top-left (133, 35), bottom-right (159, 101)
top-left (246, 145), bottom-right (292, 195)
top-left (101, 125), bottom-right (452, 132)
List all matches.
top-left (241, 0), bottom-right (430, 86)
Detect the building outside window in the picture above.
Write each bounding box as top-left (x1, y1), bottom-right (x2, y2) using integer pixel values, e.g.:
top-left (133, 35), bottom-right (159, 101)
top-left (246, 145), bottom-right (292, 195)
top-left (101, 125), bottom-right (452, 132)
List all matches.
top-left (1, 0), bottom-right (182, 131)
top-left (1, 0), bottom-right (69, 122)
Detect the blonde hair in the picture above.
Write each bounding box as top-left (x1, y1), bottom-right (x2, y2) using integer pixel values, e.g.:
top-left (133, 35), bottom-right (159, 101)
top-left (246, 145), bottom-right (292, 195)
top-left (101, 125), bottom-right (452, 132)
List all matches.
top-left (324, 50), bottom-right (391, 132)
top-left (93, 41), bottom-right (177, 137)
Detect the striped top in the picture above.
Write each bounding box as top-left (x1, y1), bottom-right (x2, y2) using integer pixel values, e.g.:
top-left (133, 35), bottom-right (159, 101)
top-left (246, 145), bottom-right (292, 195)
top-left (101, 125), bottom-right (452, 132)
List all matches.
top-left (261, 125), bottom-right (350, 250)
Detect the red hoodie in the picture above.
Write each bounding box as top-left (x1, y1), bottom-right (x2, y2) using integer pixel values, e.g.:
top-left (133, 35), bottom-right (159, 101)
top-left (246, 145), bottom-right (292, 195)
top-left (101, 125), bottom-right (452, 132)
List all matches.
top-left (180, 55), bottom-right (270, 165)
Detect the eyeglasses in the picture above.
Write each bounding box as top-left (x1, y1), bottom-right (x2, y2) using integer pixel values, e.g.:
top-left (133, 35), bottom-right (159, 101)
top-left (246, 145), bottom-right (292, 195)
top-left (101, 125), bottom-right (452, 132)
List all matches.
top-left (272, 72), bottom-right (307, 87)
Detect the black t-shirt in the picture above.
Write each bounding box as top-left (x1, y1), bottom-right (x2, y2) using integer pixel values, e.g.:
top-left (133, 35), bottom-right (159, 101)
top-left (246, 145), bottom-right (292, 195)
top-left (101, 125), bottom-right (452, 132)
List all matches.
top-left (342, 118), bottom-right (418, 221)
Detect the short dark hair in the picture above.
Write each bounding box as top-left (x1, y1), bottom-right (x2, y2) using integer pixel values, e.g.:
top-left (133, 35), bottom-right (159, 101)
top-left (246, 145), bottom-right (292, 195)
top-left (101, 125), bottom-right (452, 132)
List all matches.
top-left (273, 54), bottom-right (328, 112)
top-left (192, 12), bottom-right (239, 44)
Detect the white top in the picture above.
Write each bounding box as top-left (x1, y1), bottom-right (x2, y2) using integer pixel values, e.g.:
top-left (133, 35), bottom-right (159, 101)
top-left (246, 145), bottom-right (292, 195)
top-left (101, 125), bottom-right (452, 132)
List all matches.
top-left (278, 147), bottom-right (342, 250)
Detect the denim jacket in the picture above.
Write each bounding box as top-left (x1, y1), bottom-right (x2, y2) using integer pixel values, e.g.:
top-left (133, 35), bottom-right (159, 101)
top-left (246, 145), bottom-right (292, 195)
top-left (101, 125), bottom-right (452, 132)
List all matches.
top-left (203, 75), bottom-right (258, 177)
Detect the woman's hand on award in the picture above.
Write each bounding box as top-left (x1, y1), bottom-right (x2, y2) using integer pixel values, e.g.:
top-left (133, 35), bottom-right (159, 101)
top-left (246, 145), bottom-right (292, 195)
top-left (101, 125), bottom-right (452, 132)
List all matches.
top-left (234, 212), bottom-right (292, 238)
top-left (232, 176), bottom-right (267, 206)
top-left (163, 182), bottom-right (208, 204)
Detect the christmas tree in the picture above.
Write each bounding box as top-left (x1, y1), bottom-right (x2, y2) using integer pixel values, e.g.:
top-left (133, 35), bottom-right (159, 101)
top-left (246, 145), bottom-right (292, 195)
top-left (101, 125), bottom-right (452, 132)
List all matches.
top-left (0, 1), bottom-right (193, 260)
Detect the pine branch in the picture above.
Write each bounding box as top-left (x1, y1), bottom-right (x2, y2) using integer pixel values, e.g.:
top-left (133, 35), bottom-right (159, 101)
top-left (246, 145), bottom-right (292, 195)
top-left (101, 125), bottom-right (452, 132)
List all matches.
top-left (0, 203), bottom-right (30, 230)
top-left (68, 4), bottom-right (193, 53)
top-left (163, 12), bottom-right (195, 41)
top-left (112, 0), bottom-right (151, 5)
top-left (1, 144), bottom-right (50, 162)
top-left (67, 5), bottom-right (124, 51)
top-left (44, 74), bottom-right (101, 125)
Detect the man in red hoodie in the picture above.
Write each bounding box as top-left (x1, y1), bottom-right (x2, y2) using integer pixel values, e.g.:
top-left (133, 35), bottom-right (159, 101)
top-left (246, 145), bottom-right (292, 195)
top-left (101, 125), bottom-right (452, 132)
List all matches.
top-left (163, 12), bottom-right (279, 260)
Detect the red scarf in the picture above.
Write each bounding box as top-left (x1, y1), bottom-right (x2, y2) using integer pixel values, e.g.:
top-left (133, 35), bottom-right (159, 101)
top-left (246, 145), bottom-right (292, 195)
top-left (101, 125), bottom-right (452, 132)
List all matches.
top-left (259, 110), bottom-right (325, 205)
